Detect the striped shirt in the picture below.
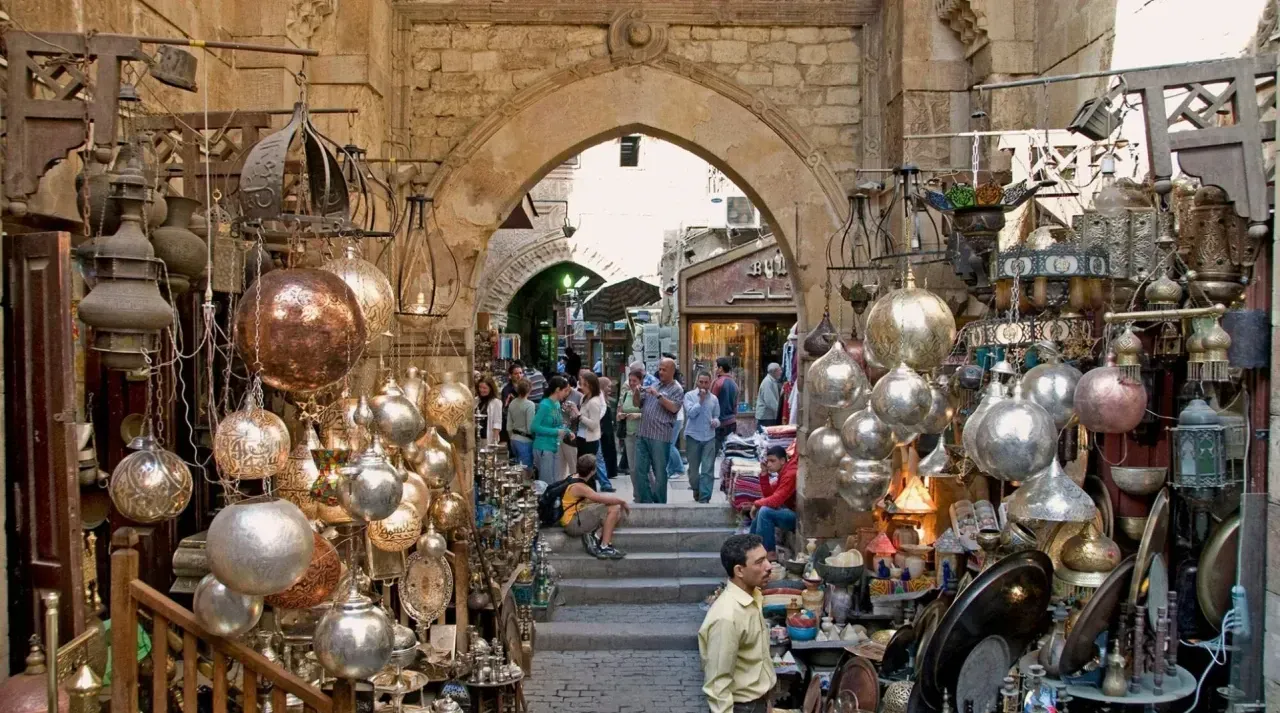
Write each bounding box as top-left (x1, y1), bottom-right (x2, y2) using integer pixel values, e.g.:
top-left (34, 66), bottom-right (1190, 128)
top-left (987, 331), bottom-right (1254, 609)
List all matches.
top-left (635, 379), bottom-right (685, 441)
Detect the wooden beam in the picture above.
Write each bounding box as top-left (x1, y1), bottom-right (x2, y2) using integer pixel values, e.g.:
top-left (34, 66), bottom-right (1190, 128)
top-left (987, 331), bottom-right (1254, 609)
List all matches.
top-left (395, 1), bottom-right (881, 27)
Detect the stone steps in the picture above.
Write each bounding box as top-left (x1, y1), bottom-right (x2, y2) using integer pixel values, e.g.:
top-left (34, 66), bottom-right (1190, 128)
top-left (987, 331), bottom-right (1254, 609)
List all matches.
top-left (620, 503), bottom-right (740, 529)
top-left (535, 604), bottom-right (706, 651)
top-left (550, 551), bottom-right (723, 579)
top-left (556, 576), bottom-right (723, 605)
top-left (539, 526), bottom-right (738, 554)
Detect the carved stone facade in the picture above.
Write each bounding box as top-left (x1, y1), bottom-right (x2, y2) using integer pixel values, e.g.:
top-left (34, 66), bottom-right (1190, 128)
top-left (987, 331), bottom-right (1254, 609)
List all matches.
top-left (476, 231), bottom-right (627, 323)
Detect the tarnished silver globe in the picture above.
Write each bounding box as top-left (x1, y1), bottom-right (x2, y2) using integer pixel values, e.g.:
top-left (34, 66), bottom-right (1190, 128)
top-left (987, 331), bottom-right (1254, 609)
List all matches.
top-left (962, 381), bottom-right (1007, 472)
top-left (340, 448), bottom-right (404, 521)
top-left (864, 286), bottom-right (957, 372)
top-left (869, 364), bottom-right (932, 427)
top-left (1021, 358), bottom-right (1082, 431)
top-left (417, 524), bottom-right (449, 558)
top-left (193, 573), bottom-right (263, 637)
top-left (314, 587), bottom-right (394, 679)
top-left (806, 425), bottom-right (847, 467)
top-left (412, 427), bottom-right (455, 490)
top-left (389, 624), bottom-right (419, 670)
top-left (836, 457), bottom-right (892, 511)
top-left (806, 340), bottom-right (869, 410)
top-left (207, 498), bottom-right (314, 596)
top-left (370, 377), bottom-right (427, 447)
top-left (918, 378), bottom-right (956, 435)
top-left (973, 385), bottom-right (1057, 481)
top-left (840, 407), bottom-right (896, 461)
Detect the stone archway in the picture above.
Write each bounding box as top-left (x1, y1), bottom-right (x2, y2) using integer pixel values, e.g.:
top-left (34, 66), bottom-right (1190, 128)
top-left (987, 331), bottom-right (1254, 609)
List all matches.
top-left (423, 14), bottom-right (850, 338)
top-left (476, 230), bottom-right (627, 327)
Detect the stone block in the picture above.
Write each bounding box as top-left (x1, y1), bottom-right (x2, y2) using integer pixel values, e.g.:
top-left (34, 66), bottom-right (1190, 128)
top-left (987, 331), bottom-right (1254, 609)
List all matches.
top-left (409, 109), bottom-right (437, 138)
top-left (441, 49), bottom-right (471, 73)
top-left (827, 87), bottom-right (859, 106)
top-left (482, 71), bottom-right (514, 92)
top-left (472, 50), bottom-right (501, 72)
top-left (801, 89), bottom-right (827, 107)
top-left (413, 49), bottom-right (441, 72)
top-left (902, 59), bottom-right (969, 91)
top-left (711, 40), bottom-right (749, 64)
top-left (826, 41), bottom-right (858, 64)
top-left (489, 26), bottom-right (528, 49)
top-left (808, 126), bottom-right (841, 146)
top-left (821, 27), bottom-right (855, 42)
top-left (786, 27), bottom-right (823, 44)
top-left (772, 28), bottom-right (789, 41)
top-left (513, 68), bottom-right (547, 89)
top-left (414, 24), bottom-right (451, 49)
top-left (691, 27), bottom-right (720, 41)
top-left (527, 30), bottom-right (570, 49)
top-left (804, 63), bottom-right (857, 86)
top-left (736, 69), bottom-right (773, 87)
top-left (750, 41), bottom-right (798, 64)
top-left (669, 26), bottom-right (692, 40)
top-left (798, 44), bottom-right (828, 65)
top-left (1271, 501), bottom-right (1280, 594)
top-left (773, 65), bottom-right (802, 87)
top-left (987, 41), bottom-right (1035, 75)
top-left (435, 117), bottom-right (473, 138)
top-left (506, 48), bottom-right (555, 70)
top-left (762, 87), bottom-right (800, 106)
top-left (566, 27), bottom-right (607, 46)
top-left (452, 25), bottom-right (491, 50)
top-left (672, 40), bottom-right (711, 63)
top-left (813, 106), bottom-right (855, 126)
top-left (730, 27), bottom-right (772, 43)
top-left (789, 107), bottom-right (814, 127)
top-left (423, 137), bottom-right (453, 162)
top-left (434, 72), bottom-right (482, 92)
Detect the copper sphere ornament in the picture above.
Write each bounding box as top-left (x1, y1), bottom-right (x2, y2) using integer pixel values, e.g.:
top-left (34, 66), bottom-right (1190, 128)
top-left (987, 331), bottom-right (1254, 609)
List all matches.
top-left (402, 468), bottom-right (433, 515)
top-left (1074, 364), bottom-right (1147, 434)
top-left (214, 407), bottom-right (291, 480)
top-left (430, 490), bottom-right (469, 535)
top-left (864, 284), bottom-right (957, 372)
top-left (234, 268), bottom-right (367, 393)
top-left (319, 245), bottom-right (395, 338)
top-left (369, 501), bottom-right (423, 552)
top-left (266, 532), bottom-right (341, 610)
top-left (109, 432), bottom-right (193, 523)
top-left (424, 372), bottom-right (472, 437)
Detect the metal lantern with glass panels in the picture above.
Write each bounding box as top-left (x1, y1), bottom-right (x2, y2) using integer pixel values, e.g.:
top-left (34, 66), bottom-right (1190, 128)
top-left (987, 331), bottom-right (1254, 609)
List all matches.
top-left (1169, 398), bottom-right (1228, 507)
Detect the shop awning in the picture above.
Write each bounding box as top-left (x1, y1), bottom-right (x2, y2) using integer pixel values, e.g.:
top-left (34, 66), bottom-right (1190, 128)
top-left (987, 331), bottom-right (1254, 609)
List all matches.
top-left (581, 277), bottom-right (660, 323)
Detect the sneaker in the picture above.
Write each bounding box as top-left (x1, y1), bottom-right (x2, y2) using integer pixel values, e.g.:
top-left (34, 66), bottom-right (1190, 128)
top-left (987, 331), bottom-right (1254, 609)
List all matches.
top-left (597, 545), bottom-right (626, 560)
top-left (582, 531), bottom-right (601, 556)
top-left (600, 485), bottom-right (616, 493)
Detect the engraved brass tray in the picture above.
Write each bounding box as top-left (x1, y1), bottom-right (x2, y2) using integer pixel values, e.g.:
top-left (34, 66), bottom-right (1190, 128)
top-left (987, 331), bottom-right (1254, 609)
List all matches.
top-left (402, 552), bottom-right (453, 623)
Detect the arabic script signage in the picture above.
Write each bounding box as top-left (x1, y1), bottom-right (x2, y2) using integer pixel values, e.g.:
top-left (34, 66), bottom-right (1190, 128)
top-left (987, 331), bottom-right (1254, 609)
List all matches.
top-left (684, 246), bottom-right (795, 310)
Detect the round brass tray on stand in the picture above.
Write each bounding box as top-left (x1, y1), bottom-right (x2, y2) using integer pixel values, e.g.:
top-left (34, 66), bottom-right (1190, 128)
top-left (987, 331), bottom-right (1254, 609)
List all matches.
top-left (1057, 555), bottom-right (1135, 676)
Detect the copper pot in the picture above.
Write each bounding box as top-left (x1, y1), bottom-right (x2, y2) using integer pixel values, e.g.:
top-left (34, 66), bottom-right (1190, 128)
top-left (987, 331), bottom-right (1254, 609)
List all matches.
top-left (266, 532), bottom-right (341, 610)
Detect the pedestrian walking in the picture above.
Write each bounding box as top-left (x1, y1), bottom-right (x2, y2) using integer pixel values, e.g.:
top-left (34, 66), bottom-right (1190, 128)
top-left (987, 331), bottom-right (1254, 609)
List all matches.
top-left (712, 356), bottom-right (739, 452)
top-left (631, 357), bottom-right (684, 503)
top-left (755, 363), bottom-right (783, 427)
top-left (684, 371), bottom-right (721, 503)
top-left (699, 534), bottom-right (776, 713)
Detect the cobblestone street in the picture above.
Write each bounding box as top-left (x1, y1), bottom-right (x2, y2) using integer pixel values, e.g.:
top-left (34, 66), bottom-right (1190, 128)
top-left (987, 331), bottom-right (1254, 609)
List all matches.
top-left (523, 650), bottom-right (707, 713)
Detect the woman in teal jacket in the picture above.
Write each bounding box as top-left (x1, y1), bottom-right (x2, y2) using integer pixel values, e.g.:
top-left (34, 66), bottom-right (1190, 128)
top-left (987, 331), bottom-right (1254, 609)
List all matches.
top-left (533, 375), bottom-right (572, 484)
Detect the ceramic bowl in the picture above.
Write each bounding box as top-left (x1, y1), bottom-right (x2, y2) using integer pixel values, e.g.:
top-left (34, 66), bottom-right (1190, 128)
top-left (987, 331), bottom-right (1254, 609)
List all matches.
top-left (788, 624), bottom-right (818, 642)
top-left (1111, 467), bottom-right (1166, 496)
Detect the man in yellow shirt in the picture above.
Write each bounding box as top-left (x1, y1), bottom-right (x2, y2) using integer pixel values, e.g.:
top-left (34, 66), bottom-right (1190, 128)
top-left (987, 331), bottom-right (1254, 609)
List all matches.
top-left (698, 534), bottom-right (777, 713)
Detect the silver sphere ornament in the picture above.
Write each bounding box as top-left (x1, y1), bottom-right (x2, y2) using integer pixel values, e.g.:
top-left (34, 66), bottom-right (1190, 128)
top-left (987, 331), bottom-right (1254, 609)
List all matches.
top-left (370, 377), bottom-right (427, 447)
top-left (870, 364), bottom-right (932, 427)
top-left (314, 586), bottom-right (394, 679)
top-left (1021, 357), bottom-right (1082, 431)
top-left (840, 407), bottom-right (896, 461)
top-left (918, 378), bottom-right (955, 435)
top-left (836, 457), bottom-right (892, 511)
top-left (193, 574), bottom-right (264, 637)
top-left (412, 427), bottom-right (455, 490)
top-left (864, 286), bottom-right (957, 372)
top-left (207, 498), bottom-right (315, 595)
top-left (805, 340), bottom-right (869, 410)
top-left (319, 245), bottom-right (396, 338)
top-left (806, 425), bottom-right (847, 468)
top-left (973, 385), bottom-right (1057, 481)
top-left (109, 432), bottom-right (193, 523)
top-left (962, 381), bottom-right (1007, 472)
top-left (341, 447), bottom-right (404, 521)
top-left (417, 524), bottom-right (448, 558)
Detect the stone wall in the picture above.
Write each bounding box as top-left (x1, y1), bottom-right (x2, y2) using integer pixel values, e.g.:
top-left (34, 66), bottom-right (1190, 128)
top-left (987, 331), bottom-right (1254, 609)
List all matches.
top-left (1036, 0), bottom-right (1117, 128)
top-left (404, 22), bottom-right (863, 191)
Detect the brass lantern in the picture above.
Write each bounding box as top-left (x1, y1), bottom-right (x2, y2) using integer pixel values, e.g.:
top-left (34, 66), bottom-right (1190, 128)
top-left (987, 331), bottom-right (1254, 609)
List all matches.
top-left (77, 151), bottom-right (174, 370)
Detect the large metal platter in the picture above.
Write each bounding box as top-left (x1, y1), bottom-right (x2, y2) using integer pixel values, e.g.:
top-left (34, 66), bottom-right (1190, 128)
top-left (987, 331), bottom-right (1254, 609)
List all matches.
top-left (402, 552), bottom-right (453, 623)
top-left (1058, 554), bottom-right (1135, 676)
top-left (912, 597), bottom-right (950, 678)
top-left (1145, 553), bottom-right (1168, 629)
top-left (955, 635), bottom-right (1012, 713)
top-left (880, 625), bottom-right (916, 676)
top-left (1128, 488), bottom-right (1170, 606)
top-left (1197, 511), bottom-right (1240, 630)
top-left (917, 550), bottom-right (1052, 708)
top-left (1085, 475), bottom-right (1114, 539)
top-left (831, 655), bottom-right (879, 713)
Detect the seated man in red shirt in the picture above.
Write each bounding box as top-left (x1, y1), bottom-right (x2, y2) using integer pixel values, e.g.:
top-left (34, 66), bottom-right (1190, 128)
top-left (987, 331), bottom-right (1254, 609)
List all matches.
top-left (749, 445), bottom-right (797, 560)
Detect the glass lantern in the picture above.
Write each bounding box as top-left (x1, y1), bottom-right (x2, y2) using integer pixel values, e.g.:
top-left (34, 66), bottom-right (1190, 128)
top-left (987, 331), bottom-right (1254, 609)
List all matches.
top-left (1169, 398), bottom-right (1228, 506)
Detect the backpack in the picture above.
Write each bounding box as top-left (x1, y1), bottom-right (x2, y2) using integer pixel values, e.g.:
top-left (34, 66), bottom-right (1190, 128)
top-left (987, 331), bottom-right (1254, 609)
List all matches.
top-left (538, 476), bottom-right (586, 527)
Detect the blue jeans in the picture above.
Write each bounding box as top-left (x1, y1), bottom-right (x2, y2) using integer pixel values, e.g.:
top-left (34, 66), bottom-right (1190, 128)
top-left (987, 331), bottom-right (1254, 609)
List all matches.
top-left (752, 506), bottom-right (796, 553)
top-left (595, 442), bottom-right (613, 490)
top-left (686, 437), bottom-right (716, 503)
top-left (534, 448), bottom-right (558, 485)
top-left (634, 436), bottom-right (670, 504)
top-left (667, 424), bottom-right (684, 477)
top-left (512, 440), bottom-right (533, 469)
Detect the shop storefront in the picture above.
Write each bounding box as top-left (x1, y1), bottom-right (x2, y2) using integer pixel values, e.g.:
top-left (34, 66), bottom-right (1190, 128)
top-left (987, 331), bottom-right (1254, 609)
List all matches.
top-left (679, 238), bottom-right (797, 409)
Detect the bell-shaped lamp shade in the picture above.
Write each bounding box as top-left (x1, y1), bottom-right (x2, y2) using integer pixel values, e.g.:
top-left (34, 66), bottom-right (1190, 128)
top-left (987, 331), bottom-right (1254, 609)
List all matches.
top-left (1007, 459), bottom-right (1097, 523)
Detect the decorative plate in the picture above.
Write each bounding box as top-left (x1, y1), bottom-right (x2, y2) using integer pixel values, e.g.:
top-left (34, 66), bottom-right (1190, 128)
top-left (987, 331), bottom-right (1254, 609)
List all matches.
top-left (402, 552), bottom-right (453, 623)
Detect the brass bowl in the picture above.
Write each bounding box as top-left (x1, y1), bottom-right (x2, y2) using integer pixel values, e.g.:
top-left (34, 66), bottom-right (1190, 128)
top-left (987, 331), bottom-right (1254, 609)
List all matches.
top-left (1111, 467), bottom-right (1166, 496)
top-left (1117, 516), bottom-right (1147, 542)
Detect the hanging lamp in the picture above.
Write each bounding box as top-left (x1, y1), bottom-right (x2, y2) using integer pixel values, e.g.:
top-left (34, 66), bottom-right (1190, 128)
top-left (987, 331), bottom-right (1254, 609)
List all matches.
top-left (396, 193), bottom-right (461, 330)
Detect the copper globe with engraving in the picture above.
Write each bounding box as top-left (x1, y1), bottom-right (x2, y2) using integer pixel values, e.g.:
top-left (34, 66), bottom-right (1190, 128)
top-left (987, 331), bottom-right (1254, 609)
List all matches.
top-left (266, 532), bottom-right (341, 610)
top-left (234, 268), bottom-right (367, 394)
top-left (214, 407), bottom-right (291, 480)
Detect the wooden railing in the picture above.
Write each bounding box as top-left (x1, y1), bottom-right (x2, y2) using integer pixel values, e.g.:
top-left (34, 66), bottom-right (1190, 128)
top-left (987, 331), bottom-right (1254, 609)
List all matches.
top-left (110, 528), bottom-right (355, 713)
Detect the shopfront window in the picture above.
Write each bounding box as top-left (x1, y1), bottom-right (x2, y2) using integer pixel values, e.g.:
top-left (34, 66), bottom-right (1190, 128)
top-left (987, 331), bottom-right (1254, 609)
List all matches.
top-left (688, 321), bottom-right (760, 406)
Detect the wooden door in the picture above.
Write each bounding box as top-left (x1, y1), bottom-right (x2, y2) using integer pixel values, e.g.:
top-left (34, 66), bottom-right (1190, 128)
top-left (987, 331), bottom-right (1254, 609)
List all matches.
top-left (5, 230), bottom-right (85, 660)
